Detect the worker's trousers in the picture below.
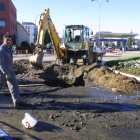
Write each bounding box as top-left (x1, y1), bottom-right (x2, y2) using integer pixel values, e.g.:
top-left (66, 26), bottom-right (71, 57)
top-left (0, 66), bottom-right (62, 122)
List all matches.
top-left (0, 71), bottom-right (20, 103)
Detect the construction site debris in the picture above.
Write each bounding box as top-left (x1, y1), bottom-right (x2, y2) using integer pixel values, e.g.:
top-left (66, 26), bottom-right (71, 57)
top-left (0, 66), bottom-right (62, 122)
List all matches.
top-left (13, 59), bottom-right (140, 94)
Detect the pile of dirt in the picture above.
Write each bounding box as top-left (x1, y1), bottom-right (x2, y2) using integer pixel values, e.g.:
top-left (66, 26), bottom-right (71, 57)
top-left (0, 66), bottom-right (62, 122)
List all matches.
top-left (13, 59), bottom-right (45, 85)
top-left (41, 63), bottom-right (100, 87)
top-left (88, 66), bottom-right (139, 93)
top-left (13, 59), bottom-right (29, 74)
top-left (13, 59), bottom-right (140, 93)
top-left (41, 62), bottom-right (139, 93)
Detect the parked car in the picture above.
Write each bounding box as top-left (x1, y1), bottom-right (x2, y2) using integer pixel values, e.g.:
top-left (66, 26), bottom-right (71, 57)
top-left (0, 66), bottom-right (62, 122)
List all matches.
top-left (105, 47), bottom-right (113, 53)
top-left (127, 47), bottom-right (134, 51)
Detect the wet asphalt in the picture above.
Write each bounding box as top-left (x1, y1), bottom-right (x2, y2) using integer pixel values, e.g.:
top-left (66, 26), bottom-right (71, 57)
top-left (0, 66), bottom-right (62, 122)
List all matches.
top-left (0, 86), bottom-right (140, 140)
top-left (0, 51), bottom-right (140, 139)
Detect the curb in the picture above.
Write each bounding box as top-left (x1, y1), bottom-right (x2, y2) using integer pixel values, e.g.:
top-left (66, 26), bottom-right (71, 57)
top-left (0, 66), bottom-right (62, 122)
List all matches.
top-left (104, 62), bottom-right (140, 82)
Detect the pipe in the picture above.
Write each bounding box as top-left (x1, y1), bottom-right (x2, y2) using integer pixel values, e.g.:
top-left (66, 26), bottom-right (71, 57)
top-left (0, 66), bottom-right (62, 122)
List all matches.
top-left (0, 87), bottom-right (63, 95)
top-left (18, 84), bottom-right (46, 87)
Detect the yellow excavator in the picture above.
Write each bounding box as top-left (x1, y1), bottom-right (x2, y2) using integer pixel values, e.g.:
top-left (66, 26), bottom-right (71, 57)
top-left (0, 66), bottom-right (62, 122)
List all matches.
top-left (29, 9), bottom-right (102, 68)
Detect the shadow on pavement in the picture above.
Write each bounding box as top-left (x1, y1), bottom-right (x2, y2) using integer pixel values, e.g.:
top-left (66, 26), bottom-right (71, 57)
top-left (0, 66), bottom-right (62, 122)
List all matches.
top-left (0, 121), bottom-right (63, 140)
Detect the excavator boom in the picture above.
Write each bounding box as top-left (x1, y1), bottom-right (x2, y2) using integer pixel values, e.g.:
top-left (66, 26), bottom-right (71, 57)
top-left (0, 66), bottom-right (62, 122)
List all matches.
top-left (29, 9), bottom-right (67, 68)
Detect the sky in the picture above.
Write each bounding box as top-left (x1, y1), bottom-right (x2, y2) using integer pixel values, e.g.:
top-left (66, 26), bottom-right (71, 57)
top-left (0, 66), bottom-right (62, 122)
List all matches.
top-left (11, 0), bottom-right (140, 38)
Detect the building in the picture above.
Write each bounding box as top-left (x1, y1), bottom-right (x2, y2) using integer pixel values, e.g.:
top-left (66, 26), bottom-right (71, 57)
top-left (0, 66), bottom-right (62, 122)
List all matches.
top-left (134, 39), bottom-right (140, 46)
top-left (17, 21), bottom-right (30, 47)
top-left (0, 0), bottom-right (17, 44)
top-left (22, 22), bottom-right (38, 44)
top-left (92, 32), bottom-right (139, 51)
top-left (133, 39), bottom-right (140, 49)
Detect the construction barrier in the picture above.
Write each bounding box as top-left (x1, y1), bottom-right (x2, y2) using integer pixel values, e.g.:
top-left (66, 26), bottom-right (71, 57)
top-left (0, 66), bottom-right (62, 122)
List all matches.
top-left (13, 49), bottom-right (54, 60)
top-left (43, 49), bottom-right (54, 55)
top-left (12, 50), bottom-right (32, 59)
top-left (103, 49), bottom-right (122, 58)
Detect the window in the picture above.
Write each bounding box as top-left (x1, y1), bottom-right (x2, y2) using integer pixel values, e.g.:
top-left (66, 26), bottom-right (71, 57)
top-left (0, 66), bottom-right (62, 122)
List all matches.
top-left (28, 26), bottom-right (30, 29)
top-left (11, 21), bottom-right (12, 28)
top-left (11, 8), bottom-right (13, 15)
top-left (14, 11), bottom-right (16, 18)
top-left (0, 19), bottom-right (5, 27)
top-left (0, 3), bottom-right (5, 11)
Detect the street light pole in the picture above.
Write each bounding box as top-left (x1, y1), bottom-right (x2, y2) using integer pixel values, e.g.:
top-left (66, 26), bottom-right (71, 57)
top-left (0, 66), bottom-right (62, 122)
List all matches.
top-left (35, 14), bottom-right (40, 25)
top-left (91, 0), bottom-right (109, 47)
top-left (34, 14), bottom-right (41, 43)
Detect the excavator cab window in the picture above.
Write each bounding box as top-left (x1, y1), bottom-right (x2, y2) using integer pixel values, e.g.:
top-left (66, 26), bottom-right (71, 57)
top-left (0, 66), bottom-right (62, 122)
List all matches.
top-left (65, 29), bottom-right (70, 42)
top-left (73, 29), bottom-right (83, 42)
top-left (64, 25), bottom-right (89, 43)
top-left (83, 27), bottom-right (89, 41)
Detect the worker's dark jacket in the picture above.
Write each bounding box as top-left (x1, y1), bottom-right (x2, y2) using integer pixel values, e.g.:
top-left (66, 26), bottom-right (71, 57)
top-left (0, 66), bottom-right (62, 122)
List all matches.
top-left (0, 43), bottom-right (20, 102)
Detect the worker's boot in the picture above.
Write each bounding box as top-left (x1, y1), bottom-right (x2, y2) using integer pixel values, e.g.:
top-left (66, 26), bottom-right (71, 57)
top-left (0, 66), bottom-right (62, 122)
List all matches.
top-left (13, 100), bottom-right (25, 107)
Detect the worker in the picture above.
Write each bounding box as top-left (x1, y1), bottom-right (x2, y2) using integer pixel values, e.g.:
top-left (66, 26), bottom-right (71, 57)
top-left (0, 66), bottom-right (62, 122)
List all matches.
top-left (68, 29), bottom-right (72, 42)
top-left (0, 34), bottom-right (21, 107)
top-left (13, 45), bottom-right (17, 55)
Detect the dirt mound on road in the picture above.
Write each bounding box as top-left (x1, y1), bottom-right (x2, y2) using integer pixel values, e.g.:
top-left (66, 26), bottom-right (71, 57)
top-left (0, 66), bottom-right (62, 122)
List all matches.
top-left (13, 59), bottom-right (29, 74)
top-left (13, 59), bottom-right (139, 93)
top-left (89, 66), bottom-right (139, 93)
top-left (41, 63), bottom-right (100, 87)
top-left (41, 63), bottom-right (139, 93)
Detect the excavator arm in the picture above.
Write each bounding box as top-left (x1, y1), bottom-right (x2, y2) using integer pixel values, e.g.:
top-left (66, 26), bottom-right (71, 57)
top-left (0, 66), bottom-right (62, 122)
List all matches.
top-left (43, 9), bottom-right (67, 59)
top-left (29, 9), bottom-right (67, 68)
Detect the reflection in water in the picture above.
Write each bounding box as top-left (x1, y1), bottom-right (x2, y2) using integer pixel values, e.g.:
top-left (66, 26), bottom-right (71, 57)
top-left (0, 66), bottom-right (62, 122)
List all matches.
top-left (89, 87), bottom-right (140, 102)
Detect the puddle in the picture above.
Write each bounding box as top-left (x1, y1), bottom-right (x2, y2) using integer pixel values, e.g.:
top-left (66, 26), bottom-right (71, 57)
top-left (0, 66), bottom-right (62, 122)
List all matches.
top-left (89, 87), bottom-right (140, 102)
top-left (85, 102), bottom-right (138, 112)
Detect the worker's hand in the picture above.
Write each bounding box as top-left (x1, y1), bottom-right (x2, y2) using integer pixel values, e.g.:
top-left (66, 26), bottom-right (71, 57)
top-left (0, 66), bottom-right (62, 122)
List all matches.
top-left (5, 73), bottom-right (12, 81)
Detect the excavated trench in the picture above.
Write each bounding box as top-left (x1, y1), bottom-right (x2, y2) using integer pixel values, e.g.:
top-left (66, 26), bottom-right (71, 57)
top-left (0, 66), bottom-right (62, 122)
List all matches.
top-left (40, 63), bottom-right (100, 87)
top-left (14, 59), bottom-right (140, 94)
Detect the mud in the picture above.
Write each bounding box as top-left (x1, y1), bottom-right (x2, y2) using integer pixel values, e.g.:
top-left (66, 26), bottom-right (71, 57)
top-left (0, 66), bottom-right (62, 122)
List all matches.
top-left (40, 61), bottom-right (139, 94)
top-left (0, 59), bottom-right (140, 140)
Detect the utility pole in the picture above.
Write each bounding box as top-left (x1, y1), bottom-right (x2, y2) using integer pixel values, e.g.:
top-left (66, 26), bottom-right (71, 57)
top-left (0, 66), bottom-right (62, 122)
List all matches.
top-left (91, 0), bottom-right (109, 47)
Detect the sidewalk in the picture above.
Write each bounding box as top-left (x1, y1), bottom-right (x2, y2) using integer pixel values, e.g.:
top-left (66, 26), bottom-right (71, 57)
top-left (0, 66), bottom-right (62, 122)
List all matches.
top-left (102, 51), bottom-right (140, 62)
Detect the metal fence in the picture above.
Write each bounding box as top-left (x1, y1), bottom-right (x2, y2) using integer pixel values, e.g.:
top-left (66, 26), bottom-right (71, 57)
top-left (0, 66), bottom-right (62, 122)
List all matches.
top-left (12, 49), bottom-right (54, 60)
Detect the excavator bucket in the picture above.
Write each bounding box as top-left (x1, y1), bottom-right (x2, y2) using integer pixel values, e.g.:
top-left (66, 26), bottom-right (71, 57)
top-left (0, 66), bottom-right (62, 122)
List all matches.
top-left (29, 52), bottom-right (44, 69)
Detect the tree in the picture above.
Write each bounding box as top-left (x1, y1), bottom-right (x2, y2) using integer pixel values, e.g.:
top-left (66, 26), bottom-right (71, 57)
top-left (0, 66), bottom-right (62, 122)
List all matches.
top-left (44, 29), bottom-right (51, 46)
top-left (12, 34), bottom-right (16, 45)
top-left (127, 37), bottom-right (134, 47)
top-left (20, 41), bottom-right (30, 49)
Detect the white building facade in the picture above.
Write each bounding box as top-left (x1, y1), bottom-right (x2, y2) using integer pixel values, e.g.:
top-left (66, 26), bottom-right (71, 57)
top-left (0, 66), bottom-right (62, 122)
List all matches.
top-left (22, 22), bottom-right (38, 44)
top-left (17, 21), bottom-right (30, 47)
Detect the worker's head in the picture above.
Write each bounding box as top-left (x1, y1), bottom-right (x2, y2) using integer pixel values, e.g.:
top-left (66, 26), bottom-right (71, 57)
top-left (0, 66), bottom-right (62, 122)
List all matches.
top-left (3, 34), bottom-right (12, 47)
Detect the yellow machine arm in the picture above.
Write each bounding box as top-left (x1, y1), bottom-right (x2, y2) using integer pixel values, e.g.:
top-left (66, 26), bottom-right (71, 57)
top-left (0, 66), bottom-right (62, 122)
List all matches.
top-left (37, 9), bottom-right (67, 59)
top-left (29, 9), bottom-right (67, 68)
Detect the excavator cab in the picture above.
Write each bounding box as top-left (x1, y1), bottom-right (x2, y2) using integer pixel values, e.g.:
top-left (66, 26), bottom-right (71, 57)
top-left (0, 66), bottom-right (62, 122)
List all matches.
top-left (61, 25), bottom-right (94, 64)
top-left (63, 25), bottom-right (90, 49)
